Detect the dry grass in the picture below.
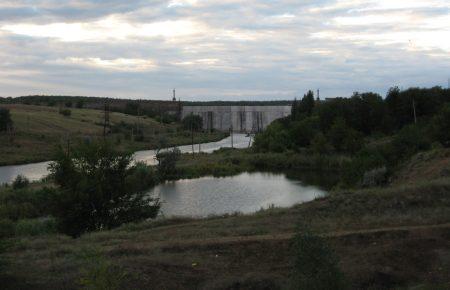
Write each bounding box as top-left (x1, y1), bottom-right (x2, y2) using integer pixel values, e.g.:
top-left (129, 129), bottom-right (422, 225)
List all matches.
top-left (0, 104), bottom-right (226, 165)
top-left (1, 177), bottom-right (450, 289)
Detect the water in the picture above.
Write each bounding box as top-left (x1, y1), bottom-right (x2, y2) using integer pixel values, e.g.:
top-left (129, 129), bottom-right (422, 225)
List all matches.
top-left (149, 172), bottom-right (328, 217)
top-left (0, 134), bottom-right (251, 184)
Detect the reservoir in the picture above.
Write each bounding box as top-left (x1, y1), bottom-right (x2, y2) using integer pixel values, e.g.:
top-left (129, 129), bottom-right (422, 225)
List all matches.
top-left (149, 171), bottom-right (328, 217)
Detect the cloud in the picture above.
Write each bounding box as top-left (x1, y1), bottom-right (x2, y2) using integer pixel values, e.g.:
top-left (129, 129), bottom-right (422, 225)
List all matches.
top-left (0, 0), bottom-right (449, 100)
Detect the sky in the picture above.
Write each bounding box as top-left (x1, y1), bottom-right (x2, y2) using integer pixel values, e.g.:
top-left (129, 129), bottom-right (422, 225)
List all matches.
top-left (0, 0), bottom-right (449, 101)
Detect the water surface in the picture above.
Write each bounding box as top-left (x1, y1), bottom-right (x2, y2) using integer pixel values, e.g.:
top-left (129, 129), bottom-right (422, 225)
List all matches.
top-left (149, 172), bottom-right (327, 217)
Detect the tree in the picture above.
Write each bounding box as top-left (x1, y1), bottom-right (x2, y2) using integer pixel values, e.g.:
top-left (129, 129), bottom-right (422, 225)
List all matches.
top-left (289, 116), bottom-right (320, 148)
top-left (0, 108), bottom-right (13, 132)
top-left (300, 90), bottom-right (315, 116)
top-left (182, 114), bottom-right (203, 131)
top-left (432, 104), bottom-right (450, 147)
top-left (327, 118), bottom-right (363, 153)
top-left (310, 133), bottom-right (332, 155)
top-left (156, 148), bottom-right (181, 179)
top-left (76, 100), bottom-right (84, 108)
top-left (49, 141), bottom-right (160, 237)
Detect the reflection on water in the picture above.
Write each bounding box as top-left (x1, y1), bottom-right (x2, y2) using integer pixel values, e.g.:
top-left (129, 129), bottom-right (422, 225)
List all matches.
top-left (149, 171), bottom-right (329, 217)
top-left (0, 134), bottom-right (251, 184)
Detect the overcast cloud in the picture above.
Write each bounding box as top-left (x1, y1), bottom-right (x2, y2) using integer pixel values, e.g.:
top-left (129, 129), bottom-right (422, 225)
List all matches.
top-left (0, 0), bottom-right (449, 100)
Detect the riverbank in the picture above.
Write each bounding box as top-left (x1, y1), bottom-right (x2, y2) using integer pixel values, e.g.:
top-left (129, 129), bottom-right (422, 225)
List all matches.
top-left (1, 175), bottom-right (449, 289)
top-left (174, 148), bottom-right (350, 180)
top-left (0, 104), bottom-right (227, 166)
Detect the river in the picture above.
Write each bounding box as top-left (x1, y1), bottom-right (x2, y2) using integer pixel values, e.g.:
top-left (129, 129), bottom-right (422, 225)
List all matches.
top-left (0, 134), bottom-right (252, 184)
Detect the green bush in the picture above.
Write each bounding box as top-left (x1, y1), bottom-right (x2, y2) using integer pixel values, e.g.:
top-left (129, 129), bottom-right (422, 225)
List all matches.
top-left (156, 148), bottom-right (181, 179)
top-left (432, 104), bottom-right (450, 147)
top-left (291, 225), bottom-right (347, 290)
top-left (391, 124), bottom-right (431, 161)
top-left (0, 219), bottom-right (15, 239)
top-left (77, 248), bottom-right (126, 290)
top-left (59, 109), bottom-right (71, 117)
top-left (12, 175), bottom-right (29, 190)
top-left (49, 141), bottom-right (160, 237)
top-left (14, 217), bottom-right (57, 237)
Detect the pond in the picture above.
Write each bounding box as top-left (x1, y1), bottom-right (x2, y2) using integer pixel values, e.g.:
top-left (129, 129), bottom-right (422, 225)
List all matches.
top-left (149, 171), bottom-right (330, 217)
top-left (0, 133), bottom-right (252, 184)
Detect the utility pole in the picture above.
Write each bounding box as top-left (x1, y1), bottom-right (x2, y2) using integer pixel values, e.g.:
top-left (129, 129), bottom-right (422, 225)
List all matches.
top-left (317, 89), bottom-right (320, 100)
top-left (103, 101), bottom-right (110, 138)
top-left (412, 97), bottom-right (417, 124)
top-left (230, 126), bottom-right (234, 148)
top-left (191, 112), bottom-right (194, 156)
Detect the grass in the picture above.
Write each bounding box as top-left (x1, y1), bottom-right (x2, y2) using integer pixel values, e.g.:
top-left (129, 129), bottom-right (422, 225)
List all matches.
top-left (0, 104), bottom-right (227, 165)
top-left (1, 176), bottom-right (449, 289)
top-left (175, 148), bottom-right (350, 179)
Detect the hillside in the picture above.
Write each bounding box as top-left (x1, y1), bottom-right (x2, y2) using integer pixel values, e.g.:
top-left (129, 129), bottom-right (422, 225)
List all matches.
top-left (1, 175), bottom-right (449, 289)
top-left (0, 104), bottom-right (226, 165)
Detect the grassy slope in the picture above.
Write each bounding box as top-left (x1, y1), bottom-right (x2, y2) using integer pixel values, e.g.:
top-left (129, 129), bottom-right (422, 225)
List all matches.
top-left (0, 104), bottom-right (226, 165)
top-left (2, 150), bottom-right (450, 289)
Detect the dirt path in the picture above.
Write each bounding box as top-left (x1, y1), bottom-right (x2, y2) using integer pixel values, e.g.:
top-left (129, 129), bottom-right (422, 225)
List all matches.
top-left (156, 223), bottom-right (450, 249)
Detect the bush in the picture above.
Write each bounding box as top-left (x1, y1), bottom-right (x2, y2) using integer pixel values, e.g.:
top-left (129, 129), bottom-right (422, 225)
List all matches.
top-left (0, 219), bottom-right (15, 239)
top-left (14, 217), bottom-right (57, 237)
top-left (12, 175), bottom-right (29, 190)
top-left (291, 225), bottom-right (347, 290)
top-left (59, 109), bottom-right (71, 117)
top-left (432, 104), bottom-right (450, 147)
top-left (253, 121), bottom-right (290, 152)
top-left (156, 148), bottom-right (181, 179)
top-left (126, 162), bottom-right (158, 192)
top-left (0, 186), bottom-right (57, 221)
top-left (49, 141), bottom-right (160, 237)
top-left (391, 124), bottom-right (431, 161)
top-left (342, 148), bottom-right (387, 187)
top-left (327, 118), bottom-right (363, 153)
top-left (77, 248), bottom-right (126, 290)
top-left (0, 108), bottom-right (13, 132)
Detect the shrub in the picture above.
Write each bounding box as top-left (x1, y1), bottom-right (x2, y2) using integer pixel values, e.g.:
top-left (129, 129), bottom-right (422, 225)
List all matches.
top-left (391, 124), bottom-right (431, 161)
top-left (0, 108), bottom-right (13, 132)
top-left (77, 248), bottom-right (126, 290)
top-left (0, 219), bottom-right (15, 239)
top-left (59, 109), bottom-right (71, 117)
top-left (12, 175), bottom-right (29, 190)
top-left (291, 225), bottom-right (347, 290)
top-left (432, 104), bottom-right (450, 147)
top-left (156, 148), bottom-right (181, 179)
top-left (327, 117), bottom-right (363, 153)
top-left (49, 141), bottom-right (160, 237)
top-left (14, 217), bottom-right (58, 237)
top-left (342, 148), bottom-right (387, 187)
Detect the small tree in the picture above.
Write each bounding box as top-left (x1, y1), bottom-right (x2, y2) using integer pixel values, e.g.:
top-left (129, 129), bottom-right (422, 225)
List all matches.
top-left (291, 224), bottom-right (347, 290)
top-left (156, 148), bottom-right (181, 179)
top-left (76, 100), bottom-right (84, 109)
top-left (0, 108), bottom-right (13, 132)
top-left (49, 141), bottom-right (160, 237)
top-left (433, 104), bottom-right (450, 147)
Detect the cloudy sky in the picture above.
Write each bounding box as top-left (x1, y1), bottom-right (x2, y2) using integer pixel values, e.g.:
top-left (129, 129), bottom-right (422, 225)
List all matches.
top-left (0, 0), bottom-right (449, 100)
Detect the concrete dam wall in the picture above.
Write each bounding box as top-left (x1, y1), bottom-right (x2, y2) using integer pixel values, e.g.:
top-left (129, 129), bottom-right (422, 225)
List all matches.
top-left (182, 105), bottom-right (291, 132)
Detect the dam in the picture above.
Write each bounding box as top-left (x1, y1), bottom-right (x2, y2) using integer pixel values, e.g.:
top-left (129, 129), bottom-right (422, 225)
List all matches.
top-left (182, 105), bottom-right (291, 133)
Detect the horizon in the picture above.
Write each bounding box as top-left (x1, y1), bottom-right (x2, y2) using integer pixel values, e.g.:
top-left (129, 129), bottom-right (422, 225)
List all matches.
top-left (0, 1), bottom-right (449, 100)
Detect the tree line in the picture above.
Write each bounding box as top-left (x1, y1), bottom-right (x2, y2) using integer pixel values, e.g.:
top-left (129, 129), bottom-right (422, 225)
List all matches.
top-left (254, 86), bottom-right (450, 186)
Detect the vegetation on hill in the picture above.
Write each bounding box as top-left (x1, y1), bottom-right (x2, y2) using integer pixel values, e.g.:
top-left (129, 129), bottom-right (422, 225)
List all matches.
top-left (0, 104), bottom-right (226, 165)
top-left (255, 86), bottom-right (450, 186)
